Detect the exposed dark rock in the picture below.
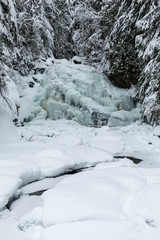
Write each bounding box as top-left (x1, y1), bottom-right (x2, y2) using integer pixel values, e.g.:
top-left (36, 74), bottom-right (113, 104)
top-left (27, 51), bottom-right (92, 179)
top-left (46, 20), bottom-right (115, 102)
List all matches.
top-left (33, 68), bottom-right (46, 75)
top-left (114, 155), bottom-right (143, 164)
top-left (32, 76), bottom-right (39, 83)
top-left (109, 74), bottom-right (131, 89)
top-left (92, 112), bottom-right (109, 127)
top-left (28, 82), bottom-right (35, 88)
top-left (73, 60), bottom-right (81, 64)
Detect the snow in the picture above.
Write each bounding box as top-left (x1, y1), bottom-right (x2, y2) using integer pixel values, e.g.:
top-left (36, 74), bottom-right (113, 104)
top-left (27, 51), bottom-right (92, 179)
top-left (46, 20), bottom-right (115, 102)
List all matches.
top-left (0, 108), bottom-right (19, 145)
top-left (133, 183), bottom-right (160, 227)
top-left (143, 38), bottom-right (160, 59)
top-left (0, 175), bottom-right (21, 209)
top-left (90, 126), bottom-right (125, 154)
top-left (0, 74), bottom-right (20, 118)
top-left (153, 125), bottom-right (160, 136)
top-left (20, 176), bottom-right (69, 195)
top-left (42, 167), bottom-right (145, 226)
top-left (42, 220), bottom-right (130, 240)
top-left (18, 207), bottom-right (42, 231)
top-left (0, 117), bottom-right (160, 239)
top-left (0, 119), bottom-right (113, 210)
top-left (10, 195), bottom-right (43, 221)
top-left (0, 216), bottom-right (26, 240)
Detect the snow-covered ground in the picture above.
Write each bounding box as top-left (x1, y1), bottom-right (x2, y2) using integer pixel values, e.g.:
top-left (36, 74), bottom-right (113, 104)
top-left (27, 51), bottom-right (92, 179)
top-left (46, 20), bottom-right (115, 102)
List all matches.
top-left (0, 59), bottom-right (160, 239)
top-left (0, 115), bottom-right (160, 240)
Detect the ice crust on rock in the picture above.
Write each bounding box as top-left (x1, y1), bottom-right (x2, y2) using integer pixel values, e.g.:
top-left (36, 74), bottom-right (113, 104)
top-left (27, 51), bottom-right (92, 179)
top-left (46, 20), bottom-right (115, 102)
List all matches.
top-left (20, 59), bottom-right (139, 127)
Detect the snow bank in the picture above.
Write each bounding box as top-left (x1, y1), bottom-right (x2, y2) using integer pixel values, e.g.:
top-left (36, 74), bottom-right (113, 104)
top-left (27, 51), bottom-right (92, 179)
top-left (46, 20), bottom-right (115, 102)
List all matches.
top-left (10, 195), bottom-right (43, 221)
top-left (0, 108), bottom-right (19, 145)
top-left (42, 220), bottom-right (130, 240)
top-left (0, 216), bottom-right (26, 240)
top-left (0, 118), bottom-right (160, 240)
top-left (42, 167), bottom-right (145, 226)
top-left (34, 144), bottom-right (112, 177)
top-left (0, 175), bottom-right (21, 209)
top-left (0, 119), bottom-right (113, 209)
top-left (20, 176), bottom-right (69, 195)
top-left (90, 126), bottom-right (125, 154)
top-left (134, 183), bottom-right (160, 227)
top-left (153, 125), bottom-right (160, 137)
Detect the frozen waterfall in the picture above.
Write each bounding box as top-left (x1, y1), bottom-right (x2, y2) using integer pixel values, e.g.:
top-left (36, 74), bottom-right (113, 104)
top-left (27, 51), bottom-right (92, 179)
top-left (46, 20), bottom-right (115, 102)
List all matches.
top-left (20, 58), bottom-right (140, 127)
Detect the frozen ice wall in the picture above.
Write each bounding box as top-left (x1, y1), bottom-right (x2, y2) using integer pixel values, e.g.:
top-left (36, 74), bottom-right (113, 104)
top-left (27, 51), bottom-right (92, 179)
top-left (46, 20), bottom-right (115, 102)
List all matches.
top-left (20, 59), bottom-right (140, 127)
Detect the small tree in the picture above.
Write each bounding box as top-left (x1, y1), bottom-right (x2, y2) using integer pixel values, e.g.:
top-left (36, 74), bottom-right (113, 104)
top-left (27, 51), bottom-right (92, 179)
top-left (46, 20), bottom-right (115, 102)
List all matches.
top-left (0, 70), bottom-right (6, 96)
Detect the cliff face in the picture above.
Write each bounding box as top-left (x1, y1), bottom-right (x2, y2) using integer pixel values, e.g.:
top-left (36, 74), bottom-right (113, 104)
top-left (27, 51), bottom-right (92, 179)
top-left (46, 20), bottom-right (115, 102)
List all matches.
top-left (0, 0), bottom-right (160, 125)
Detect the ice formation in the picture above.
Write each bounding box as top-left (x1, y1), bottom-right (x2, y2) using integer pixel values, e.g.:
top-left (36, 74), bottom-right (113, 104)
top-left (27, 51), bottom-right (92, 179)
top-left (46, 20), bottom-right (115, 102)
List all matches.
top-left (20, 59), bottom-right (139, 126)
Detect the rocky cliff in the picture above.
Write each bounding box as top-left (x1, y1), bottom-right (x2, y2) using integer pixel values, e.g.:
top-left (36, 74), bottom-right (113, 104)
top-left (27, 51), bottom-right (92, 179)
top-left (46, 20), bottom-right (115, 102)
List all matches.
top-left (0, 0), bottom-right (159, 125)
